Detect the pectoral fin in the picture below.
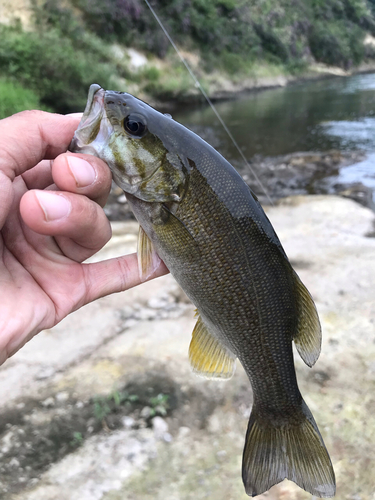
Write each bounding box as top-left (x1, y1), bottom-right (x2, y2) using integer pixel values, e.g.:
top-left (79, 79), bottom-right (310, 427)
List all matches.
top-left (189, 312), bottom-right (236, 380)
top-left (137, 226), bottom-right (161, 282)
top-left (293, 271), bottom-right (321, 368)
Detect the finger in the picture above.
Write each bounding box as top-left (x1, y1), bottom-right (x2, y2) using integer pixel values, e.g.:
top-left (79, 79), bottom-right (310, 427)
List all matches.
top-left (81, 253), bottom-right (169, 304)
top-left (21, 160), bottom-right (54, 190)
top-left (20, 189), bottom-right (112, 262)
top-left (51, 153), bottom-right (112, 207)
top-left (0, 111), bottom-right (81, 180)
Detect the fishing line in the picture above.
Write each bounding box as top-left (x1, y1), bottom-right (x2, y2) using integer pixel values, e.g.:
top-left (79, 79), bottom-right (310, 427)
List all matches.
top-left (143, 0), bottom-right (274, 205)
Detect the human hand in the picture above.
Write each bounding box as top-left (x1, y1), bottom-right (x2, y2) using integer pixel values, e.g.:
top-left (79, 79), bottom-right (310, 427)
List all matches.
top-left (0, 110), bottom-right (168, 365)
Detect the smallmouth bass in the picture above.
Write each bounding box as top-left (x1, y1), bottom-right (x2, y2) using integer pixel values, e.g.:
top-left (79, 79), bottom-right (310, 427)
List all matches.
top-left (70, 84), bottom-right (335, 497)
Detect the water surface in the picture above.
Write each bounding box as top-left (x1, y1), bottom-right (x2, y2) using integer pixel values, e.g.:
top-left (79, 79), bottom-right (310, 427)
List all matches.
top-left (173, 73), bottom-right (375, 202)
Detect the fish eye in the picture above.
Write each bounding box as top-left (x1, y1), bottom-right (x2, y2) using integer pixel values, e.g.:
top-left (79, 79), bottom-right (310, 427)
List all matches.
top-left (123, 114), bottom-right (148, 138)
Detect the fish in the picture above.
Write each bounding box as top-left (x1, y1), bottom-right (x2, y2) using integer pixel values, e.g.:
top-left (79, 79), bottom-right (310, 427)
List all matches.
top-left (70, 84), bottom-right (336, 497)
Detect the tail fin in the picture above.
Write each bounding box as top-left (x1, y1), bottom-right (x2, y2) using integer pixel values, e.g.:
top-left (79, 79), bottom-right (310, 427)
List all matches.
top-left (242, 401), bottom-right (335, 497)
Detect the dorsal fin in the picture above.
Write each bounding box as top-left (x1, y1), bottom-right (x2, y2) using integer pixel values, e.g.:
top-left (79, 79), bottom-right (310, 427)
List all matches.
top-left (137, 225), bottom-right (161, 282)
top-left (293, 271), bottom-right (321, 367)
top-left (189, 312), bottom-right (236, 380)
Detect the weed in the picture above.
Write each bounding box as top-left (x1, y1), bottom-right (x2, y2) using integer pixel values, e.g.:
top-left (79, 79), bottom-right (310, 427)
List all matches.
top-left (149, 393), bottom-right (169, 417)
top-left (93, 396), bottom-right (112, 422)
top-left (70, 431), bottom-right (84, 448)
top-left (93, 391), bottom-right (140, 423)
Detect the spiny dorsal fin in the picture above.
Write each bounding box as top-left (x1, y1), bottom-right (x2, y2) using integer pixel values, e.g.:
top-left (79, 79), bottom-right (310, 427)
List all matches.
top-left (293, 271), bottom-right (321, 368)
top-left (137, 225), bottom-right (161, 282)
top-left (189, 312), bottom-right (236, 380)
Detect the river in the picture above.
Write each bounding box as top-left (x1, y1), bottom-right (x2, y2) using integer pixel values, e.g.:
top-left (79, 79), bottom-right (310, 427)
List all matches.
top-left (173, 72), bottom-right (375, 206)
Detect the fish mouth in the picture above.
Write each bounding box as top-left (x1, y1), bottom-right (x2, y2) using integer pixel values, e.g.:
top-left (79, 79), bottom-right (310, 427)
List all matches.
top-left (80, 84), bottom-right (105, 132)
top-left (69, 84), bottom-right (113, 156)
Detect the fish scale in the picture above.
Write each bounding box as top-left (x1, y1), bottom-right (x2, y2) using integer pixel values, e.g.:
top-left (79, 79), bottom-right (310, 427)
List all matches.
top-left (70, 84), bottom-right (336, 498)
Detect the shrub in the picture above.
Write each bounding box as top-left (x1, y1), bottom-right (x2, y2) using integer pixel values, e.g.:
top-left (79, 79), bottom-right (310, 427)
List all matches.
top-left (308, 20), bottom-right (365, 68)
top-left (253, 23), bottom-right (290, 62)
top-left (141, 65), bottom-right (161, 82)
top-left (0, 78), bottom-right (43, 119)
top-left (0, 24), bottom-right (116, 113)
top-left (142, 65), bottom-right (193, 100)
top-left (73, 0), bottom-right (261, 60)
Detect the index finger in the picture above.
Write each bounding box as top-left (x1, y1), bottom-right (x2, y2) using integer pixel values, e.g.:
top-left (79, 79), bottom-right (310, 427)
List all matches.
top-left (0, 110), bottom-right (82, 181)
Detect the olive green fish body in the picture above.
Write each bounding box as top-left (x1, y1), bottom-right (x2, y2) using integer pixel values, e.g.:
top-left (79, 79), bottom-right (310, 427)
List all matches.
top-left (70, 85), bottom-right (336, 498)
top-left (127, 164), bottom-right (299, 405)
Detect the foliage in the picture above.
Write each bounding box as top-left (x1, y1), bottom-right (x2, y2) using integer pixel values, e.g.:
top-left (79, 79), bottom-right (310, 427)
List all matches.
top-left (0, 23), bottom-right (119, 113)
top-left (142, 63), bottom-right (195, 100)
top-left (70, 0), bottom-right (375, 71)
top-left (309, 20), bottom-right (365, 68)
top-left (69, 431), bottom-right (84, 448)
top-left (92, 390), bottom-right (169, 423)
top-left (0, 78), bottom-right (44, 119)
top-left (93, 390), bottom-right (139, 422)
top-left (148, 393), bottom-right (169, 417)
top-left (71, 0), bottom-right (264, 59)
top-left (0, 0), bottom-right (375, 112)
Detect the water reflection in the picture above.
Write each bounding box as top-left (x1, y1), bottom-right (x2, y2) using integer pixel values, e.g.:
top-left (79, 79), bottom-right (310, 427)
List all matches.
top-left (337, 72), bottom-right (375, 94)
top-left (174, 73), bottom-right (375, 160)
top-left (340, 154), bottom-right (375, 190)
top-left (173, 72), bottom-right (375, 202)
top-left (320, 153), bottom-right (375, 203)
top-left (322, 117), bottom-right (375, 150)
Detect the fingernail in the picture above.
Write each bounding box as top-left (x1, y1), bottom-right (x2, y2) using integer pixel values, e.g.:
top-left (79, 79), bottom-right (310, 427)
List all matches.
top-left (35, 191), bottom-right (71, 221)
top-left (67, 156), bottom-right (96, 187)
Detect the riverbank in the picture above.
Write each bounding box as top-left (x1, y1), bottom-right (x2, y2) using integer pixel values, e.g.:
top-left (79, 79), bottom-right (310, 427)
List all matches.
top-left (1, 195), bottom-right (374, 500)
top-left (154, 60), bottom-right (375, 107)
top-left (2, 0), bottom-right (375, 115)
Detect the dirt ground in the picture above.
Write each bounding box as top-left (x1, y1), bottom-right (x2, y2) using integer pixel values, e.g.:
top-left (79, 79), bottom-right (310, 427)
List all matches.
top-left (0, 195), bottom-right (375, 500)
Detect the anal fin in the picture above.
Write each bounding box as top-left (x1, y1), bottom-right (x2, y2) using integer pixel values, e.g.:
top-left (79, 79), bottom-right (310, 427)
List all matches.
top-left (189, 312), bottom-right (236, 380)
top-left (293, 271), bottom-right (321, 368)
top-left (137, 225), bottom-right (161, 282)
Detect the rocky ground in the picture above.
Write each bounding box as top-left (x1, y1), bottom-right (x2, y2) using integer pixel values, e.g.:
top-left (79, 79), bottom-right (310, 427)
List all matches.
top-left (1, 195), bottom-right (375, 500)
top-left (242, 150), bottom-right (372, 209)
top-left (104, 150), bottom-right (372, 222)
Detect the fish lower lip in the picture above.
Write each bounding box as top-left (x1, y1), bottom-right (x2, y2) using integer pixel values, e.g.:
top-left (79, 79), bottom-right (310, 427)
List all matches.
top-left (93, 87), bottom-right (105, 107)
top-left (84, 84), bottom-right (103, 116)
top-left (80, 86), bottom-right (105, 129)
top-left (70, 85), bottom-right (106, 153)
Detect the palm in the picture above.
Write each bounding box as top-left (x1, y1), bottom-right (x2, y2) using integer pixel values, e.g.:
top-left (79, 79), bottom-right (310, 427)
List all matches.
top-left (0, 174), bottom-right (91, 362)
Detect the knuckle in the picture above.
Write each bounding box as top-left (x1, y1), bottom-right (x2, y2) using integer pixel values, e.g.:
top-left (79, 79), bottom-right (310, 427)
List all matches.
top-left (16, 109), bottom-right (45, 120)
top-left (73, 198), bottom-right (111, 248)
top-left (80, 196), bottom-right (99, 224)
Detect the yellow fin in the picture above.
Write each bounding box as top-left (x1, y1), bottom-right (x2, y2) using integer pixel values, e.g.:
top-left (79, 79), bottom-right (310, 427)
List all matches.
top-left (137, 225), bottom-right (161, 282)
top-left (293, 271), bottom-right (321, 368)
top-left (189, 313), bottom-right (236, 380)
